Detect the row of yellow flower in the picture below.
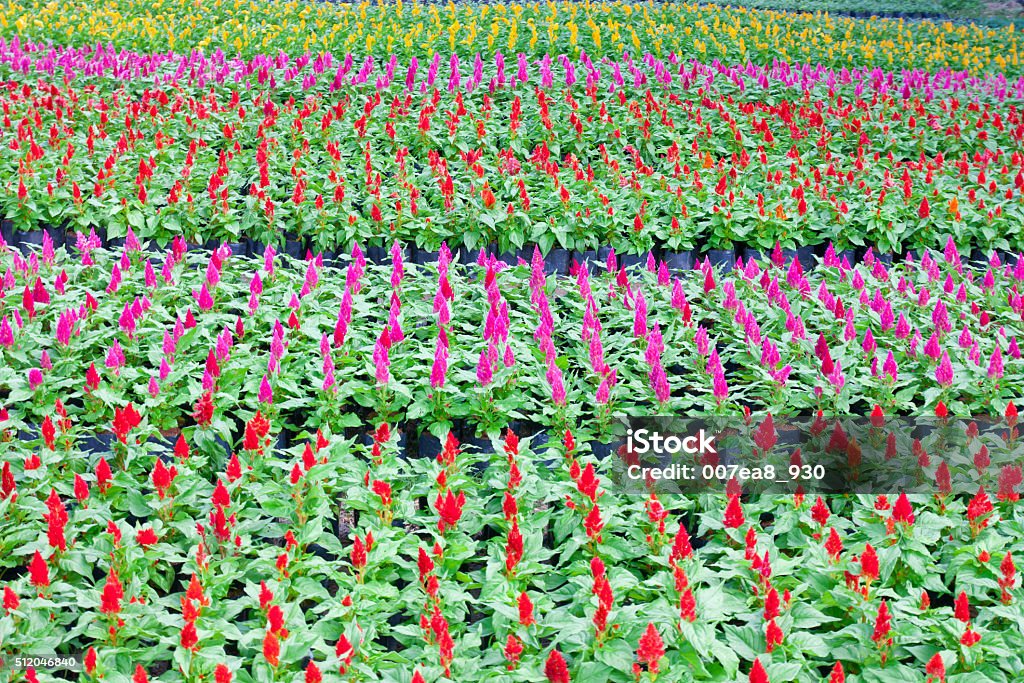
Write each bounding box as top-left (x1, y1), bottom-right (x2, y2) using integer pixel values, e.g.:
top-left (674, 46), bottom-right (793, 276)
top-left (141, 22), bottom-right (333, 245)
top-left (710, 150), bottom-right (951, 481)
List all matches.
top-left (1, 0), bottom-right (1020, 74)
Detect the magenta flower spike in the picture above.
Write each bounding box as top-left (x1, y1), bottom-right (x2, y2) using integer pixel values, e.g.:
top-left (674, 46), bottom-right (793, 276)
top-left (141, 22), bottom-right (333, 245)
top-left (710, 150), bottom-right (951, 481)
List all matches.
top-left (477, 348), bottom-right (493, 386)
top-left (712, 369), bottom-right (729, 402)
top-left (258, 374), bottom-right (274, 405)
top-left (195, 283), bottom-right (214, 311)
top-left (883, 351), bottom-right (899, 382)
top-left (936, 351), bottom-right (954, 387)
top-left (989, 345), bottom-right (1005, 379)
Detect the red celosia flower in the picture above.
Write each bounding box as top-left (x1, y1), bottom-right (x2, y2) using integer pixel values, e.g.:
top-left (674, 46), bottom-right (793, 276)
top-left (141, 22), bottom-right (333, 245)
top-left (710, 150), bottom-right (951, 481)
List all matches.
top-left (212, 479), bottom-right (231, 508)
top-left (960, 627), bottom-right (981, 647)
top-left (29, 550), bottom-right (49, 588)
top-left (335, 634), bottom-right (354, 673)
top-left (829, 661), bottom-right (845, 683)
top-left (226, 454), bottom-right (242, 482)
top-left (765, 618), bottom-right (784, 652)
top-left (96, 457), bottom-right (113, 493)
top-left (999, 551), bottom-right (1016, 604)
top-left (434, 489), bottom-right (466, 532)
top-left (3, 585), bottom-right (20, 613)
top-left (214, 664), bottom-right (232, 683)
top-left (636, 622), bottom-right (665, 674)
top-left (193, 391), bottom-right (214, 427)
top-left (351, 534), bottom-right (367, 571)
top-left (85, 363), bottom-right (101, 393)
top-left (506, 520), bottom-right (523, 575)
top-left (724, 494), bottom-right (745, 528)
top-left (305, 661), bottom-right (322, 683)
top-left (926, 653), bottom-right (945, 681)
top-left (112, 403), bottom-right (142, 444)
top-left (891, 492), bottom-right (914, 526)
top-left (263, 630), bottom-right (280, 667)
top-left (861, 544), bottom-right (879, 583)
top-left (258, 581), bottom-right (274, 610)
top-left (671, 523), bottom-right (693, 563)
top-left (136, 527), bottom-right (158, 547)
top-left (181, 597), bottom-right (199, 623)
top-left (42, 415), bottom-right (55, 450)
top-left (45, 488), bottom-right (67, 552)
top-left (679, 588), bottom-right (696, 622)
top-left (99, 569), bottom-right (123, 614)
top-left (132, 665), bottom-right (148, 683)
top-left (481, 183), bottom-right (496, 209)
top-left (544, 649), bottom-right (570, 683)
top-left (518, 591), bottom-right (535, 626)
top-left (266, 605), bottom-right (284, 635)
top-left (84, 648), bottom-right (97, 675)
top-left (175, 435), bottom-right (190, 460)
top-left (152, 458), bottom-right (177, 499)
top-left (918, 196), bottom-right (930, 219)
top-left (871, 600), bottom-right (891, 645)
top-left (504, 429), bottom-right (520, 457)
top-left (954, 591), bottom-right (971, 623)
top-left (763, 587), bottom-right (780, 621)
top-left (504, 634), bottom-right (523, 670)
top-left (74, 474), bottom-right (89, 505)
top-left (181, 622), bottom-right (199, 650)
top-left (811, 496), bottom-right (830, 526)
top-left (417, 547), bottom-right (435, 582)
top-left (967, 486), bottom-right (994, 533)
top-left (563, 429), bottom-right (576, 454)
top-left (244, 411), bottom-right (271, 451)
top-left (584, 504), bottom-right (604, 542)
top-left (749, 658), bottom-right (769, 683)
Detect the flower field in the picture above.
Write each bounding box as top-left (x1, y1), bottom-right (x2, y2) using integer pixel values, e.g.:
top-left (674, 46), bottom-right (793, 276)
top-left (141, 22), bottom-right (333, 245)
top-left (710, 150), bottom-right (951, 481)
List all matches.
top-left (2, 1), bottom-right (1024, 682)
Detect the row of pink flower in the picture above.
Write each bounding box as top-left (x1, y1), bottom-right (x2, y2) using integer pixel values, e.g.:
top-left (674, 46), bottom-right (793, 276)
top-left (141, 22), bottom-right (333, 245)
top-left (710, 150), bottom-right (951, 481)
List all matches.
top-left (0, 229), bottom-right (1021, 417)
top-left (1, 36), bottom-right (1022, 99)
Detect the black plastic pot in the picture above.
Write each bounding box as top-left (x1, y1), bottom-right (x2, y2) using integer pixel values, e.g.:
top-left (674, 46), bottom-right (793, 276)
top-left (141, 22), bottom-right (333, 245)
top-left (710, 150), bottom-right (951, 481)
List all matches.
top-left (365, 245), bottom-right (387, 265)
top-left (225, 241), bottom-right (248, 257)
top-left (662, 250), bottom-right (694, 273)
top-left (875, 251), bottom-right (894, 267)
top-left (543, 248), bottom-right (570, 275)
top-left (744, 248), bottom-right (766, 264)
top-left (107, 236), bottom-right (127, 250)
top-left (16, 229), bottom-right (44, 255)
top-left (782, 247), bottom-right (815, 272)
top-left (837, 249), bottom-right (858, 266)
top-left (496, 250), bottom-right (519, 266)
top-left (969, 249), bottom-right (989, 269)
top-left (268, 431), bottom-right (289, 457)
top-left (285, 235), bottom-right (306, 261)
top-left (573, 249), bottom-right (600, 271)
top-left (245, 238), bottom-right (266, 258)
top-left (707, 249), bottom-right (736, 273)
top-left (462, 435), bottom-right (494, 455)
top-left (318, 248), bottom-right (341, 269)
top-left (413, 248), bottom-right (439, 265)
top-left (417, 431), bottom-right (443, 460)
top-left (516, 247), bottom-right (537, 266)
top-left (80, 433), bottom-right (116, 454)
top-left (0, 219), bottom-right (13, 247)
top-left (618, 252), bottom-right (643, 271)
top-left (588, 439), bottom-right (622, 461)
